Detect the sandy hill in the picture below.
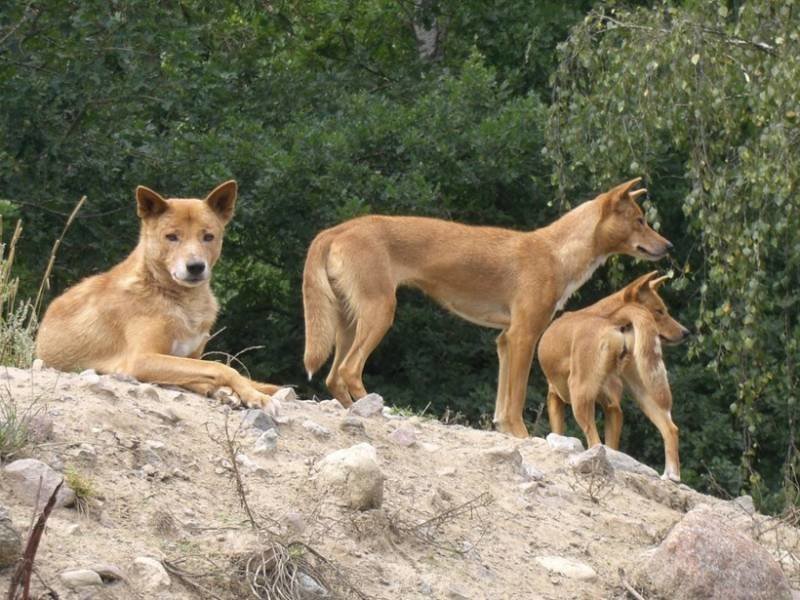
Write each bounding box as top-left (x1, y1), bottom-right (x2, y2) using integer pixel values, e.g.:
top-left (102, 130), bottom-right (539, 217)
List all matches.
top-left (0, 364), bottom-right (798, 599)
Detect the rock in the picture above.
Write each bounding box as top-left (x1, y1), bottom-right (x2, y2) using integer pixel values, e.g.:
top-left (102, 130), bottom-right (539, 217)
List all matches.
top-left (110, 372), bottom-right (138, 384)
top-left (32, 358), bottom-right (45, 371)
top-left (89, 379), bottom-right (118, 401)
top-left (297, 571), bottom-right (329, 597)
top-left (604, 446), bottom-right (659, 478)
top-left (253, 429), bottom-right (278, 455)
top-left (90, 563), bottom-right (126, 583)
top-left (79, 369), bottom-right (100, 384)
top-left (635, 505), bottom-right (792, 600)
top-left (315, 443), bottom-right (384, 510)
top-left (283, 511), bottom-right (306, 535)
top-left (447, 584), bottom-right (472, 599)
top-left (534, 556), bottom-right (597, 581)
top-left (339, 417), bottom-right (366, 435)
top-left (319, 399), bottom-right (345, 412)
top-left (60, 569), bottom-right (103, 588)
top-left (272, 387), bottom-right (298, 403)
top-left (302, 419), bottom-right (332, 439)
top-left (349, 393), bottom-right (384, 418)
top-left (132, 556), bottom-right (170, 590)
top-left (732, 494), bottom-right (756, 515)
top-left (545, 433), bottom-right (584, 454)
top-left (236, 453), bottom-right (267, 476)
top-left (568, 445), bottom-right (615, 478)
top-left (0, 511), bottom-right (21, 569)
top-left (388, 426), bottom-right (417, 447)
top-left (4, 459), bottom-right (75, 509)
top-left (482, 445), bottom-right (523, 470)
top-left (520, 463), bottom-right (545, 481)
top-left (241, 409), bottom-right (277, 432)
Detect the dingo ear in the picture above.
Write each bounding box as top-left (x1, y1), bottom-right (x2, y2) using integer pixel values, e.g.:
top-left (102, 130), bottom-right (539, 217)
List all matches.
top-left (610, 177), bottom-right (643, 198)
top-left (205, 180), bottom-right (237, 224)
top-left (649, 274), bottom-right (671, 290)
top-left (136, 186), bottom-right (169, 219)
top-left (623, 271), bottom-right (659, 302)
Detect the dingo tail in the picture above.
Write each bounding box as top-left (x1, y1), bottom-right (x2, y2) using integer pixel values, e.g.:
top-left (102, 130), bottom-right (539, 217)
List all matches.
top-left (303, 234), bottom-right (339, 379)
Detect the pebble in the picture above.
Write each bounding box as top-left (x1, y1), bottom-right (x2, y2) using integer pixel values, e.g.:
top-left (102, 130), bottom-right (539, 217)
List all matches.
top-left (340, 417), bottom-right (367, 435)
top-left (349, 393), bottom-right (385, 417)
top-left (60, 569), bottom-right (103, 588)
top-left (302, 419), bottom-right (332, 439)
top-left (253, 429), bottom-right (279, 455)
top-left (241, 409), bottom-right (278, 432)
top-left (388, 426), bottom-right (417, 447)
top-left (535, 556), bottom-right (597, 581)
top-left (132, 556), bottom-right (171, 590)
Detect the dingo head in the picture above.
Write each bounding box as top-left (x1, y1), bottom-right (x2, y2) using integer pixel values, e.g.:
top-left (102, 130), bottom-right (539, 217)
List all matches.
top-left (135, 180), bottom-right (237, 287)
top-left (597, 178), bottom-right (672, 261)
top-left (623, 271), bottom-right (689, 345)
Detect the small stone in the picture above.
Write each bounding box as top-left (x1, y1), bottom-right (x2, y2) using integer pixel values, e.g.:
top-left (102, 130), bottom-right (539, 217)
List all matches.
top-left (521, 463), bottom-right (545, 481)
top-left (315, 443), bottom-right (384, 510)
top-left (569, 445), bottom-right (615, 478)
top-left (732, 495), bottom-right (756, 515)
top-left (89, 380), bottom-right (118, 401)
top-left (32, 358), bottom-right (45, 371)
top-left (546, 433), bottom-right (585, 454)
top-left (132, 556), bottom-right (170, 590)
top-left (109, 372), bottom-right (138, 383)
top-left (60, 569), bottom-right (103, 588)
top-left (319, 399), bottom-right (345, 412)
top-left (141, 464), bottom-right (157, 477)
top-left (171, 468), bottom-right (191, 481)
top-left (138, 384), bottom-right (161, 401)
top-left (302, 419), bottom-right (332, 439)
top-left (241, 409), bottom-right (277, 432)
top-left (418, 580), bottom-right (433, 595)
top-left (388, 427), bottom-right (417, 447)
top-left (349, 393), bottom-right (384, 418)
top-left (235, 453), bottom-right (267, 476)
top-left (339, 417), bottom-right (366, 435)
top-left (482, 445), bottom-right (523, 470)
top-left (4, 459), bottom-right (75, 509)
top-left (604, 446), bottom-right (659, 478)
top-left (28, 413), bottom-right (54, 443)
top-left (297, 572), bottom-right (328, 597)
top-left (283, 511), bottom-right (306, 535)
top-left (90, 564), bottom-right (125, 583)
top-left (272, 387), bottom-right (298, 403)
top-left (79, 369), bottom-right (101, 384)
top-left (167, 391), bottom-right (188, 402)
top-left (535, 556), bottom-right (597, 581)
top-left (447, 585), bottom-right (472, 599)
top-left (253, 429), bottom-right (279, 455)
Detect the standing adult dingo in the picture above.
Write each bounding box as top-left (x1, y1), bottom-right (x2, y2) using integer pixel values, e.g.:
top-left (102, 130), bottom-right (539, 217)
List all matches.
top-left (303, 178), bottom-right (671, 436)
top-left (36, 181), bottom-right (281, 413)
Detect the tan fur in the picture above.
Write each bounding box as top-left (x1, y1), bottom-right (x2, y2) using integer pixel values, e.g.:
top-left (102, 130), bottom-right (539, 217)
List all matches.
top-left (36, 181), bottom-right (280, 413)
top-left (538, 272), bottom-right (690, 481)
top-left (303, 178), bottom-right (672, 437)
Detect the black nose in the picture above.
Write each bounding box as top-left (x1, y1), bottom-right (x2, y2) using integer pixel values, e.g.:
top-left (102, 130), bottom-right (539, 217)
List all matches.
top-left (665, 240), bottom-right (674, 251)
top-left (681, 327), bottom-right (691, 338)
top-left (186, 261), bottom-right (206, 276)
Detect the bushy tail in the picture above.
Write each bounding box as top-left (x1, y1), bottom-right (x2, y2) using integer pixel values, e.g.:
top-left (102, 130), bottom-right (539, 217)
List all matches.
top-left (615, 305), bottom-right (666, 388)
top-left (303, 233), bottom-right (339, 379)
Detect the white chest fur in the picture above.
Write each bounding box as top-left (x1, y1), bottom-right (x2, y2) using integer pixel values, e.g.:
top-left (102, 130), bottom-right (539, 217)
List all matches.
top-left (170, 332), bottom-right (210, 358)
top-left (555, 255), bottom-right (608, 313)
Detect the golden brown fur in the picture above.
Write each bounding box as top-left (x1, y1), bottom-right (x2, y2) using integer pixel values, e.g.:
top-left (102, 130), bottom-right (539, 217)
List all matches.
top-left (36, 181), bottom-right (280, 412)
top-left (537, 272), bottom-right (689, 481)
top-left (303, 178), bottom-right (672, 437)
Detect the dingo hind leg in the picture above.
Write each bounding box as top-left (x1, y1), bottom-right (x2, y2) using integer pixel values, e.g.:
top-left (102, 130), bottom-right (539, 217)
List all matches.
top-left (546, 384), bottom-right (566, 435)
top-left (325, 313), bottom-right (356, 406)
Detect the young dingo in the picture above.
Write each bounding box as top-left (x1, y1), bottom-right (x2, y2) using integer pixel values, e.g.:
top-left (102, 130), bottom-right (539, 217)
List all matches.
top-left (537, 271), bottom-right (689, 481)
top-left (303, 178), bottom-right (672, 437)
top-left (36, 181), bottom-right (280, 413)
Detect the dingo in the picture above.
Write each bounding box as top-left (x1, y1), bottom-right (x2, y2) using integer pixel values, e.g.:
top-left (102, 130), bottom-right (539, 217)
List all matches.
top-left (537, 271), bottom-right (689, 480)
top-left (36, 181), bottom-right (280, 413)
top-left (303, 178), bottom-right (671, 436)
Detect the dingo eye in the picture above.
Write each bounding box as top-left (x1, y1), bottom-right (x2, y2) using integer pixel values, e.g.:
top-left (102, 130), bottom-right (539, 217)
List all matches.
top-left (637, 217), bottom-right (645, 226)
top-left (165, 233), bottom-right (179, 242)
top-left (203, 233), bottom-right (215, 242)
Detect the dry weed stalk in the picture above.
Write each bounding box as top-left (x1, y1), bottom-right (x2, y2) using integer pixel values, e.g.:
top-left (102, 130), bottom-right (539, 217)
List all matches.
top-left (569, 458), bottom-right (615, 504)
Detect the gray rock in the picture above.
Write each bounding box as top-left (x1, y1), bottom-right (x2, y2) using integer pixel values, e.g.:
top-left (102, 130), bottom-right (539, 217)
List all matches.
top-left (604, 446), bottom-right (659, 478)
top-left (89, 379), bottom-right (118, 401)
top-left (137, 384), bottom-right (161, 401)
top-left (635, 505), bottom-right (792, 600)
top-left (339, 417), bottom-right (366, 435)
top-left (535, 556), bottom-right (597, 581)
top-left (302, 419), bottom-right (332, 439)
top-left (481, 445), bottom-right (523, 470)
top-left (79, 369), bottom-right (100, 384)
top-left (521, 463), bottom-right (545, 481)
top-left (27, 413), bottom-right (54, 443)
top-left (388, 426), bottom-right (417, 447)
top-left (315, 443), bottom-right (384, 510)
top-left (4, 459), bottom-right (75, 509)
top-left (732, 494), bottom-right (756, 515)
top-left (0, 512), bottom-right (21, 569)
top-left (272, 387), bottom-right (298, 403)
top-left (60, 569), bottom-right (103, 588)
top-left (545, 433), bottom-right (584, 454)
top-left (319, 399), bottom-right (345, 412)
top-left (349, 393), bottom-right (384, 418)
top-left (31, 358), bottom-right (45, 371)
top-left (235, 453), bottom-right (267, 476)
top-left (568, 445), bottom-right (615, 478)
top-left (132, 556), bottom-right (170, 590)
top-left (253, 429), bottom-right (278, 455)
top-left (90, 563), bottom-right (125, 583)
top-left (241, 409), bottom-right (277, 432)
top-left (283, 511), bottom-right (306, 535)
top-left (297, 571), bottom-right (329, 597)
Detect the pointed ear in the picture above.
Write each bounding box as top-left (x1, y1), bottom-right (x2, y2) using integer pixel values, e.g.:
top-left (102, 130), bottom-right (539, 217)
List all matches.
top-left (136, 186), bottom-right (169, 219)
top-left (623, 271), bottom-right (659, 302)
top-left (204, 180), bottom-right (237, 224)
top-left (649, 274), bottom-right (671, 291)
top-left (610, 177), bottom-right (643, 197)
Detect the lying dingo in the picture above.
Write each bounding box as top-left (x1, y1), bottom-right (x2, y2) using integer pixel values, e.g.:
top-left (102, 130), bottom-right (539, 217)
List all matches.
top-left (303, 178), bottom-right (671, 436)
top-left (36, 181), bottom-right (280, 413)
top-left (537, 272), bottom-right (689, 480)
